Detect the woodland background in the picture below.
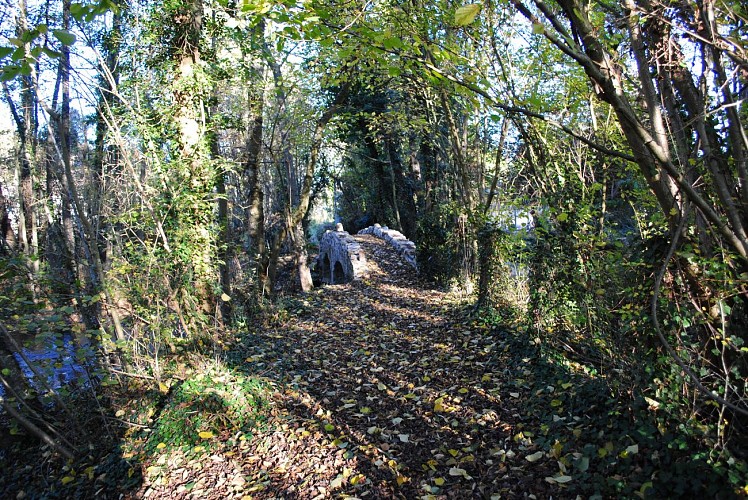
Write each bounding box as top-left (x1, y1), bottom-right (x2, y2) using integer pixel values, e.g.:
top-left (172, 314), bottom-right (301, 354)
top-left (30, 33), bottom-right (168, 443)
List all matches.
top-left (0, 0), bottom-right (747, 496)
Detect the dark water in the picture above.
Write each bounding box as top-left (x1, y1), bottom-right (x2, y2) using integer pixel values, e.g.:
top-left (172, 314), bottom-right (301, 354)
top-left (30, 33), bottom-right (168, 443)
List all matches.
top-left (0, 332), bottom-right (94, 398)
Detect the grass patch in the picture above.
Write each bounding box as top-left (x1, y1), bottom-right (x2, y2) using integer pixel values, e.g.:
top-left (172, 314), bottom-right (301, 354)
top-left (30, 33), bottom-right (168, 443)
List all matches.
top-left (144, 363), bottom-right (269, 453)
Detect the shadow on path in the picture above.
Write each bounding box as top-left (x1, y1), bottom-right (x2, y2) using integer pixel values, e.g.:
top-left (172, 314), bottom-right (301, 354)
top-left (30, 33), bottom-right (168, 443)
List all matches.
top-left (225, 235), bottom-right (561, 498)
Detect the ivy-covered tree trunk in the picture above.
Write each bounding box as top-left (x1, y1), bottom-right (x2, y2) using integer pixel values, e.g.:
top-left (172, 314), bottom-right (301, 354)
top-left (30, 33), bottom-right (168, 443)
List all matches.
top-left (476, 223), bottom-right (504, 311)
top-left (170, 0), bottom-right (217, 323)
top-left (0, 182), bottom-right (14, 252)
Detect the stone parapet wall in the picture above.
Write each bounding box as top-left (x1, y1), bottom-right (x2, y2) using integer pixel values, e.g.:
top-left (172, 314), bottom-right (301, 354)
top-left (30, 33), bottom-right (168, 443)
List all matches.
top-left (358, 224), bottom-right (418, 271)
top-left (317, 223), bottom-right (367, 284)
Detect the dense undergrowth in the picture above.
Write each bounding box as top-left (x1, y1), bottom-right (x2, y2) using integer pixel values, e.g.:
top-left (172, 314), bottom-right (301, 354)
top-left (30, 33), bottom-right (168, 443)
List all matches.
top-left (1, 229), bottom-right (747, 498)
top-left (0, 252), bottom-right (270, 497)
top-left (465, 209), bottom-right (748, 497)
top-left (477, 315), bottom-right (748, 498)
top-left (0, 338), bottom-right (272, 498)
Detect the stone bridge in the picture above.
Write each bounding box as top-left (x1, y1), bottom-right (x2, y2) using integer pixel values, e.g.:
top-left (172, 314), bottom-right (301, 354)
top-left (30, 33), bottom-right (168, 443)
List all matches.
top-left (317, 223), bottom-right (367, 284)
top-left (358, 224), bottom-right (417, 271)
top-left (316, 223), bottom-right (418, 285)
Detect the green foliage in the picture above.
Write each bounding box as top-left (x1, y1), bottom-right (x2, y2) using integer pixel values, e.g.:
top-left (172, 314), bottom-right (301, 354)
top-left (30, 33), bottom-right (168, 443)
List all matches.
top-left (0, 0), bottom-right (115, 80)
top-left (454, 4), bottom-right (482, 27)
top-left (416, 202), bottom-right (466, 287)
top-left (475, 223), bottom-right (530, 323)
top-left (145, 366), bottom-right (267, 452)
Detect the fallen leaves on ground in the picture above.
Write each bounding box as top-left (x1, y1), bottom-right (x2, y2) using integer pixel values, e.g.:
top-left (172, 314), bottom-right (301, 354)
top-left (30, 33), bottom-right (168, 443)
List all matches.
top-left (4, 235), bottom-right (716, 499)
top-left (205, 235), bottom-right (561, 498)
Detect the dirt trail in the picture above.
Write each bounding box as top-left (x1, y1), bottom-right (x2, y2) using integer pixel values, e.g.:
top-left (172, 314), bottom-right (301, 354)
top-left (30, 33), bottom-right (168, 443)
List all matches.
top-left (225, 235), bottom-right (557, 499)
top-left (136, 234), bottom-right (556, 499)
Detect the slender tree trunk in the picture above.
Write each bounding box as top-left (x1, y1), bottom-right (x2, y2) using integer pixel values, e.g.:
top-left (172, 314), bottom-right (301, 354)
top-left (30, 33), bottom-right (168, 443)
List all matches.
top-left (92, 0), bottom-right (123, 265)
top-left (60, 0), bottom-right (78, 286)
top-left (4, 1), bottom-right (38, 271)
top-left (245, 23), bottom-right (267, 299)
top-left (19, 0), bottom-right (35, 260)
top-left (483, 116), bottom-right (508, 215)
top-left (0, 182), bottom-right (15, 252)
top-left (512, 0), bottom-right (748, 258)
top-left (384, 136), bottom-right (404, 233)
top-left (438, 88), bottom-right (473, 211)
top-left (362, 128), bottom-right (388, 223)
top-left (267, 82), bottom-right (350, 293)
top-left (32, 79), bottom-right (125, 342)
top-left (209, 103), bottom-right (231, 322)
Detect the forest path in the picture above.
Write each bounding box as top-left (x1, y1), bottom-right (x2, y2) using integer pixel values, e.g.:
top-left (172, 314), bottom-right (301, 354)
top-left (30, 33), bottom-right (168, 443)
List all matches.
top-left (225, 234), bottom-right (561, 499)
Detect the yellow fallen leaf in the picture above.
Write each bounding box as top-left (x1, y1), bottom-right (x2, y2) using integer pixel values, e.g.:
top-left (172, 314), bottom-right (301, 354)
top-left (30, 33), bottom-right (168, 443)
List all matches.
top-left (550, 440), bottom-right (563, 458)
top-left (434, 397), bottom-right (445, 413)
top-left (434, 477), bottom-right (445, 486)
top-left (61, 476), bottom-right (75, 485)
top-left (198, 431), bottom-right (214, 439)
top-left (156, 442), bottom-right (166, 449)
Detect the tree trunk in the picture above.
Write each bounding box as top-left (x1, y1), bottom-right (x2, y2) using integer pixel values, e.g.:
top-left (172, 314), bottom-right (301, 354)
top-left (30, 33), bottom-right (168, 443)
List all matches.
top-left (60, 0), bottom-right (79, 287)
top-left (292, 220), bottom-right (313, 292)
top-left (476, 223), bottom-right (503, 311)
top-left (92, 0), bottom-right (123, 267)
top-left (245, 23), bottom-right (267, 299)
top-left (19, 0), bottom-right (37, 264)
top-left (267, 82), bottom-right (351, 293)
top-left (0, 181), bottom-right (15, 252)
top-left (171, 0), bottom-right (217, 320)
top-left (510, 0), bottom-right (748, 260)
top-left (384, 136), bottom-right (404, 233)
top-left (3, 0), bottom-right (38, 271)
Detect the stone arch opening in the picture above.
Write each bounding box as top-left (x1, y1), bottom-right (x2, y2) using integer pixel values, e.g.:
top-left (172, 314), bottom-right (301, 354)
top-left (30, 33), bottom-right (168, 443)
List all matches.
top-left (333, 261), bottom-right (345, 284)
